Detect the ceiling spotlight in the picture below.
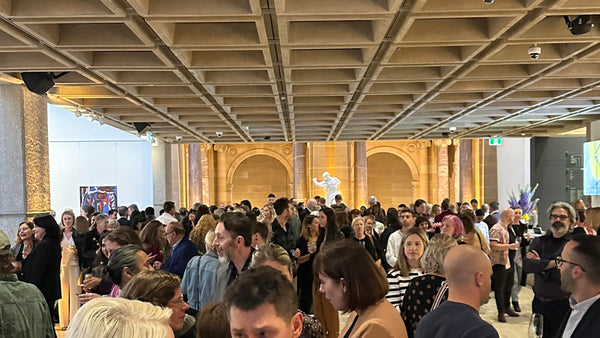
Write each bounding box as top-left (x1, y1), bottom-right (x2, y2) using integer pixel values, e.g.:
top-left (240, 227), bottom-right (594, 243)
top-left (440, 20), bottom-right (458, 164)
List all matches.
top-left (74, 107), bottom-right (82, 117)
top-left (216, 131), bottom-right (223, 137)
top-left (483, 0), bottom-right (494, 4)
top-left (280, 94), bottom-right (286, 101)
top-left (244, 125), bottom-right (249, 131)
top-left (98, 115), bottom-right (105, 125)
top-left (449, 126), bottom-right (457, 132)
top-left (564, 15), bottom-right (594, 35)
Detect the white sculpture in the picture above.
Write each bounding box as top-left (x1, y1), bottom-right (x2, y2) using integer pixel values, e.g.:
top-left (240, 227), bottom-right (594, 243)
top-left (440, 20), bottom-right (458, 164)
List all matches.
top-left (313, 172), bottom-right (341, 207)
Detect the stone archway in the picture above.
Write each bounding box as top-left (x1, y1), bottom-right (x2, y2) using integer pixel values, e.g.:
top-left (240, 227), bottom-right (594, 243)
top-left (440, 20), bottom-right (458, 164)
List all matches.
top-left (228, 151), bottom-right (292, 207)
top-left (366, 148), bottom-right (418, 209)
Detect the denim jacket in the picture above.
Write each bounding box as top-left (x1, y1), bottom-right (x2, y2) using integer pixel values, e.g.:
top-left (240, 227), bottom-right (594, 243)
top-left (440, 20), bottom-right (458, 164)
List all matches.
top-left (180, 251), bottom-right (221, 311)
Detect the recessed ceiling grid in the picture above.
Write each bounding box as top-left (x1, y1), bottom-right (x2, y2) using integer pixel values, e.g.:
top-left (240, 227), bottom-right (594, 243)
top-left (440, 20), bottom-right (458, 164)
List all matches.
top-left (0, 0), bottom-right (598, 142)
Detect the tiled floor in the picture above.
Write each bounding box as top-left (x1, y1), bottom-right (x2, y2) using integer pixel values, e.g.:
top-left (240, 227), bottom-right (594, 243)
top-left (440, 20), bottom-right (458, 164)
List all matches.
top-left (57, 288), bottom-right (535, 338)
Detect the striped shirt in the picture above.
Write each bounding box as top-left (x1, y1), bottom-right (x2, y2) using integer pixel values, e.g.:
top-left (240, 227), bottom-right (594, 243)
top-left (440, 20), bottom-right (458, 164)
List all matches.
top-left (386, 268), bottom-right (423, 310)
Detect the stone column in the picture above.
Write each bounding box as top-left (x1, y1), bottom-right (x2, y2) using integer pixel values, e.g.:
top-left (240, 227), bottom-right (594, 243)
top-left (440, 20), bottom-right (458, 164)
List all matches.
top-left (293, 142), bottom-right (307, 201)
top-left (214, 145), bottom-right (228, 205)
top-left (353, 141), bottom-right (368, 209)
top-left (152, 140), bottom-right (172, 212)
top-left (0, 85), bottom-right (50, 241)
top-left (437, 141), bottom-right (449, 202)
top-left (459, 139), bottom-right (474, 202)
top-left (200, 144), bottom-right (212, 205)
top-left (188, 143), bottom-right (202, 206)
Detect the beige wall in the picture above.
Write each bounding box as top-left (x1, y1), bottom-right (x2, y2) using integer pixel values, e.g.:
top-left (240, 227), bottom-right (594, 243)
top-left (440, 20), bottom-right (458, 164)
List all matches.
top-left (180, 139), bottom-right (488, 208)
top-left (231, 155), bottom-right (289, 208)
top-left (367, 153), bottom-right (413, 209)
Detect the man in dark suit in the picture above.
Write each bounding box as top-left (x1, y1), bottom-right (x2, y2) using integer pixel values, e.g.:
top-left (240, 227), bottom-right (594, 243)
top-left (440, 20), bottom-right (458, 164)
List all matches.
top-left (484, 201), bottom-right (501, 229)
top-left (116, 206), bottom-right (131, 227)
top-left (556, 235), bottom-right (600, 338)
top-left (154, 221), bottom-right (197, 277)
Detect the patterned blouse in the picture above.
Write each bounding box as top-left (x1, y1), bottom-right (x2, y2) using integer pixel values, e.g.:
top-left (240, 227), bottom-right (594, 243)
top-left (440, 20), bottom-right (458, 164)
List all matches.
top-left (489, 222), bottom-right (510, 268)
top-left (401, 274), bottom-right (448, 338)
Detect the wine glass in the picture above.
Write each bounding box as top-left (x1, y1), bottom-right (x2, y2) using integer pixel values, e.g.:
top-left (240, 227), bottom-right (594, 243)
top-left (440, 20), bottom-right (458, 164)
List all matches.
top-left (528, 313), bottom-right (544, 338)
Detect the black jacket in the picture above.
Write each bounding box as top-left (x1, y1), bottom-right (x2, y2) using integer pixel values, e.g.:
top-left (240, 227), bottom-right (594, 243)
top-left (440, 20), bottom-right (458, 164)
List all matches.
top-left (556, 298), bottom-right (600, 338)
top-left (22, 237), bottom-right (62, 301)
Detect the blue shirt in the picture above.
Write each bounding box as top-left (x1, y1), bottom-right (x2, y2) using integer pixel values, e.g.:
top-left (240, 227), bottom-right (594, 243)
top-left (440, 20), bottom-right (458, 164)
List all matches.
top-left (415, 301), bottom-right (499, 338)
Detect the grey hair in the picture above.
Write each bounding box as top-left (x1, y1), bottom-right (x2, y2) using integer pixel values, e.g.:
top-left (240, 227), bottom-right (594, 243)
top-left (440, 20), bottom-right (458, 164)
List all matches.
top-left (107, 245), bottom-right (143, 286)
top-left (421, 233), bottom-right (457, 274)
top-left (547, 202), bottom-right (576, 227)
top-left (66, 297), bottom-right (172, 338)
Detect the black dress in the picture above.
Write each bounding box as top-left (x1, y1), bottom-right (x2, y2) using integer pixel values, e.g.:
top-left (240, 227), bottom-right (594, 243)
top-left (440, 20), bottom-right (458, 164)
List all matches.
top-left (353, 236), bottom-right (378, 262)
top-left (22, 237), bottom-right (62, 315)
top-left (295, 236), bottom-right (316, 313)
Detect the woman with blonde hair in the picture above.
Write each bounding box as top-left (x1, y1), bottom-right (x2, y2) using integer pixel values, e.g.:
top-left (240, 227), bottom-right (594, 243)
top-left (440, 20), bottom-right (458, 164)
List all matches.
top-left (258, 203), bottom-right (276, 226)
top-left (58, 209), bottom-right (85, 329)
top-left (66, 297), bottom-right (172, 338)
top-left (386, 228), bottom-right (429, 309)
top-left (189, 214), bottom-right (216, 253)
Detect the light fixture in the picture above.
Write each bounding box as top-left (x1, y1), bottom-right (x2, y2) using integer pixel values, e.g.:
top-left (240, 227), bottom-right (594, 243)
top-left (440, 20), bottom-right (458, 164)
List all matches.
top-left (564, 15), bottom-right (594, 35)
top-left (483, 0), bottom-right (494, 4)
top-left (74, 107), bottom-right (82, 117)
top-left (98, 115), bottom-right (105, 125)
top-left (21, 72), bottom-right (68, 95)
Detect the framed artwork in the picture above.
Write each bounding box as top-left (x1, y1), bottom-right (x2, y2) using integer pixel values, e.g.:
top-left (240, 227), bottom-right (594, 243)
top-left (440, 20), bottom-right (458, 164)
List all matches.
top-left (80, 186), bottom-right (117, 214)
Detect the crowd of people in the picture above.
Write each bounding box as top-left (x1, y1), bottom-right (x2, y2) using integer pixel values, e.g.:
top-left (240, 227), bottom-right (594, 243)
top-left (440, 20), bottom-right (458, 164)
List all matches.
top-left (0, 194), bottom-right (599, 338)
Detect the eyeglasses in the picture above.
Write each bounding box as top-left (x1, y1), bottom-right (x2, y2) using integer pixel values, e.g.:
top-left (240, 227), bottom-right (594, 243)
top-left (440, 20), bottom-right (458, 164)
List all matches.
top-left (549, 214), bottom-right (569, 221)
top-left (555, 256), bottom-right (587, 272)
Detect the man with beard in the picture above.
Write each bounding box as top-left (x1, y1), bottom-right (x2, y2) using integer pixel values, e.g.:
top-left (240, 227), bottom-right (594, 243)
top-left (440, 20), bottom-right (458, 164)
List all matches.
top-left (524, 202), bottom-right (576, 337)
top-left (211, 212), bottom-right (254, 302)
top-left (415, 245), bottom-right (499, 338)
top-left (556, 235), bottom-right (600, 338)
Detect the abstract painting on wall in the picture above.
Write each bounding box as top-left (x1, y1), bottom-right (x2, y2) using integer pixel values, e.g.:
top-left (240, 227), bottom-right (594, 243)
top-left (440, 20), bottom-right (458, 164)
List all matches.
top-left (80, 186), bottom-right (117, 214)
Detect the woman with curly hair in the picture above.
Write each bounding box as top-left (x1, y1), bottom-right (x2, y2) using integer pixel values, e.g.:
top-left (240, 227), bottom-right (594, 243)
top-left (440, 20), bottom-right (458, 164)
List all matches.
top-left (189, 214), bottom-right (216, 254)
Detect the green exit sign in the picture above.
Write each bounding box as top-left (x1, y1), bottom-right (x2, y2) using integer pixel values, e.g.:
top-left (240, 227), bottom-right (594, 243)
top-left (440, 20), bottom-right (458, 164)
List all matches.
top-left (489, 138), bottom-right (503, 146)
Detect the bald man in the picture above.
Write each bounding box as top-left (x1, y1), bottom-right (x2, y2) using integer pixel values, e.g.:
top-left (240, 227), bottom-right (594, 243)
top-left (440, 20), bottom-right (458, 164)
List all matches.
top-left (415, 245), bottom-right (499, 338)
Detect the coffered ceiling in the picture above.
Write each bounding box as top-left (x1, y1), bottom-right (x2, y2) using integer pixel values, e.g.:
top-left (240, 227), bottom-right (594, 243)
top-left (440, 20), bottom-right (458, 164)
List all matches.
top-left (0, 0), bottom-right (598, 143)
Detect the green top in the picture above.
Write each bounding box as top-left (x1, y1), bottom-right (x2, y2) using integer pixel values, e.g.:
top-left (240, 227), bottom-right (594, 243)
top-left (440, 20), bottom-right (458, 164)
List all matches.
top-left (0, 273), bottom-right (55, 338)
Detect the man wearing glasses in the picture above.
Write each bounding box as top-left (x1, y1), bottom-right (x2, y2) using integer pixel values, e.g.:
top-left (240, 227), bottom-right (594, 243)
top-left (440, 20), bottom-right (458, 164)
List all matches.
top-left (524, 201), bottom-right (576, 337)
top-left (555, 235), bottom-right (600, 338)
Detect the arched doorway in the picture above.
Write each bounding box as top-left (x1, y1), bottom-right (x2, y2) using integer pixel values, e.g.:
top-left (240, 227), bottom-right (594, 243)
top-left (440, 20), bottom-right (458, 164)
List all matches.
top-left (367, 152), bottom-right (414, 209)
top-left (231, 155), bottom-right (289, 208)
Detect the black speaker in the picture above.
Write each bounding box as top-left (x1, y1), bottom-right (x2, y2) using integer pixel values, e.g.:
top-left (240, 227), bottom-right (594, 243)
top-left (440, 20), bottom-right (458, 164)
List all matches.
top-left (133, 122), bottom-right (151, 134)
top-left (21, 72), bottom-right (55, 95)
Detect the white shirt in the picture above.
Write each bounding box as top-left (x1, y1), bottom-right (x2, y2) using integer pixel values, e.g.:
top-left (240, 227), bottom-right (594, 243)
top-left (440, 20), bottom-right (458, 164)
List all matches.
top-left (562, 293), bottom-right (600, 338)
top-left (386, 229), bottom-right (406, 267)
top-left (475, 221), bottom-right (490, 245)
top-left (156, 212), bottom-right (177, 225)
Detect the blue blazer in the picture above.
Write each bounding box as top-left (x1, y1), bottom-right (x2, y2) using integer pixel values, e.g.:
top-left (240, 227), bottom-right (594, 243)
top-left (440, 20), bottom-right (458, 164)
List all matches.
top-left (556, 298), bottom-right (600, 338)
top-left (161, 236), bottom-right (198, 277)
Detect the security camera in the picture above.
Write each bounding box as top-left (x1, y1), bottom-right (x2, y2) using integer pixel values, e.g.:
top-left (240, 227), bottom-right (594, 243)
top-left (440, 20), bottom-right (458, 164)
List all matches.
top-left (529, 45), bottom-right (541, 60)
top-left (483, 0), bottom-right (494, 3)
top-left (449, 126), bottom-right (457, 133)
top-left (216, 131), bottom-right (223, 137)
top-left (175, 136), bottom-right (183, 142)
top-left (442, 132), bottom-right (450, 138)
